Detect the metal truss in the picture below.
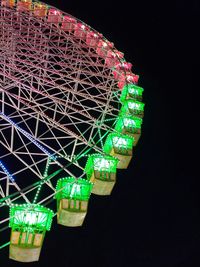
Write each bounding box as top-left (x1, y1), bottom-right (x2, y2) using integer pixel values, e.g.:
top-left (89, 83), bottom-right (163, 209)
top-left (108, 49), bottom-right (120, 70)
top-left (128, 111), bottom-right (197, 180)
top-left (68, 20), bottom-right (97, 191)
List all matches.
top-left (0, 0), bottom-right (123, 240)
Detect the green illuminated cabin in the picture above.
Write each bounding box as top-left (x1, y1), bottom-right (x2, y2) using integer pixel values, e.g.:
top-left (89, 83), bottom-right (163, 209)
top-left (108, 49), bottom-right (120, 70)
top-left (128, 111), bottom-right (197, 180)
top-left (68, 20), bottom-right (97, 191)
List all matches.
top-left (9, 204), bottom-right (53, 263)
top-left (120, 84), bottom-right (144, 102)
top-left (120, 99), bottom-right (145, 118)
top-left (103, 133), bottom-right (134, 169)
top-left (115, 115), bottom-right (142, 145)
top-left (85, 154), bottom-right (118, 195)
top-left (55, 177), bottom-right (92, 227)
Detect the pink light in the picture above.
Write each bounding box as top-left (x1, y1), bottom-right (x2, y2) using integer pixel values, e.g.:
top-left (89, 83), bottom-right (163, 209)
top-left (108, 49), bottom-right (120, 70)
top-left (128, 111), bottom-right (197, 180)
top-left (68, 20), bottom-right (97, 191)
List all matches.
top-left (127, 74), bottom-right (139, 84)
top-left (17, 0), bottom-right (32, 11)
top-left (61, 16), bottom-right (76, 31)
top-left (118, 81), bottom-right (125, 90)
top-left (102, 42), bottom-right (108, 48)
top-left (98, 40), bottom-right (114, 49)
top-left (74, 23), bottom-right (89, 39)
top-left (1, 0), bottom-right (15, 7)
top-left (115, 50), bottom-right (124, 59)
top-left (75, 23), bottom-right (89, 31)
top-left (113, 69), bottom-right (139, 88)
top-left (122, 62), bottom-right (132, 71)
top-left (96, 40), bottom-right (114, 58)
top-left (127, 75), bottom-right (133, 83)
top-left (63, 16), bottom-right (76, 23)
top-left (87, 31), bottom-right (98, 38)
top-left (86, 31), bottom-right (102, 48)
top-left (47, 8), bottom-right (62, 23)
top-left (112, 69), bottom-right (122, 80)
top-left (108, 51), bottom-right (116, 58)
top-left (49, 8), bottom-right (61, 16)
top-left (114, 61), bottom-right (132, 71)
top-left (108, 51), bottom-right (123, 60)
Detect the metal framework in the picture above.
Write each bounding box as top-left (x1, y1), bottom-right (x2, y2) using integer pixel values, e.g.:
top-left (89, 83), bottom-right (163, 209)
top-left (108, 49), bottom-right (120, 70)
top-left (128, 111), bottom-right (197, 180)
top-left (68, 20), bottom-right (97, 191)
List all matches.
top-left (0, 0), bottom-right (140, 250)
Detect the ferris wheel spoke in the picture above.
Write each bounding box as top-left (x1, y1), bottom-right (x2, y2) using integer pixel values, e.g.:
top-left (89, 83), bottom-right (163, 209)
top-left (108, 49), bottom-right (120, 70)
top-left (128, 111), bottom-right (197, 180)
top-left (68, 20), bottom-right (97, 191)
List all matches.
top-left (13, 47), bottom-right (113, 82)
top-left (0, 146), bottom-right (52, 204)
top-left (11, 48), bottom-right (114, 84)
top-left (5, 71), bottom-right (114, 126)
top-left (1, 88), bottom-right (86, 140)
top-left (0, 85), bottom-right (118, 153)
top-left (0, 80), bottom-right (118, 137)
top-left (1, 62), bottom-right (118, 111)
top-left (1, 90), bottom-right (106, 164)
top-left (0, 142), bottom-right (68, 201)
top-left (0, 104), bottom-right (80, 162)
top-left (14, 43), bottom-right (107, 70)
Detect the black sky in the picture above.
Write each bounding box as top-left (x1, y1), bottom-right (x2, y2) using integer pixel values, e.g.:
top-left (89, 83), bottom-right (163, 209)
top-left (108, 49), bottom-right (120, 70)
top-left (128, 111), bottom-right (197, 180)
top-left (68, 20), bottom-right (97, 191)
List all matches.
top-left (1, 0), bottom-right (199, 266)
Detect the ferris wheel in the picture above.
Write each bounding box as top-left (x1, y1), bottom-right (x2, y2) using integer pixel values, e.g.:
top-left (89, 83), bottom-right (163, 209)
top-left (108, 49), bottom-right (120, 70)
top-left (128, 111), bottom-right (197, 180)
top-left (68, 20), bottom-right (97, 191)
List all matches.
top-left (0, 0), bottom-right (144, 263)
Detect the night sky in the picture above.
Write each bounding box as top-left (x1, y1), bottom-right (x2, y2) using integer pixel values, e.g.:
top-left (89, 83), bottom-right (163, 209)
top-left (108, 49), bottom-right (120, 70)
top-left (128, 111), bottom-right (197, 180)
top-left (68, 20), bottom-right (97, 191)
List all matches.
top-left (1, 0), bottom-right (199, 266)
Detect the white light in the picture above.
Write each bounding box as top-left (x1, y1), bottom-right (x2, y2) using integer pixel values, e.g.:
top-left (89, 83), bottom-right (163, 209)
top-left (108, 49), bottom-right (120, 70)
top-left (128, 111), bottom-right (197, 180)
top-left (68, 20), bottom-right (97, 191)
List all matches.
top-left (128, 88), bottom-right (137, 94)
top-left (0, 160), bottom-right (15, 182)
top-left (128, 102), bottom-right (140, 110)
top-left (70, 183), bottom-right (80, 198)
top-left (25, 212), bottom-right (37, 225)
top-left (113, 137), bottom-right (127, 146)
top-left (94, 158), bottom-right (110, 169)
top-left (123, 118), bottom-right (136, 127)
top-left (103, 42), bottom-right (108, 48)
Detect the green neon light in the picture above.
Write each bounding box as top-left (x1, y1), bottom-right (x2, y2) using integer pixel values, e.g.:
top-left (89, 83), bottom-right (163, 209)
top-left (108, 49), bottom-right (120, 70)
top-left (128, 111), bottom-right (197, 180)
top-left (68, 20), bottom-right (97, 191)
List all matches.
top-left (9, 204), bottom-right (54, 232)
top-left (55, 177), bottom-right (92, 201)
top-left (33, 157), bottom-right (52, 204)
top-left (124, 118), bottom-right (140, 127)
top-left (0, 242), bottom-right (10, 250)
top-left (128, 101), bottom-right (144, 110)
top-left (115, 116), bottom-right (142, 133)
top-left (103, 133), bottom-right (134, 154)
top-left (85, 154), bottom-right (118, 179)
top-left (120, 84), bottom-right (144, 102)
top-left (120, 100), bottom-right (145, 116)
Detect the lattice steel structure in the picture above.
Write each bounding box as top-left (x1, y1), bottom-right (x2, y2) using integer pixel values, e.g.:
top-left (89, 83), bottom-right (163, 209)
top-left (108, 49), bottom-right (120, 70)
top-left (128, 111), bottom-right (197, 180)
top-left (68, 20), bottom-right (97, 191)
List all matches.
top-left (0, 0), bottom-right (142, 253)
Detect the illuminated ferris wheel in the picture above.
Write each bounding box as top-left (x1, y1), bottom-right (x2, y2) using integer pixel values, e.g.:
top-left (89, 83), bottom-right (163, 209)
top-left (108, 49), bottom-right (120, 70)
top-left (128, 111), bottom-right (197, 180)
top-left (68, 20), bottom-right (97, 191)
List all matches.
top-left (0, 0), bottom-right (144, 262)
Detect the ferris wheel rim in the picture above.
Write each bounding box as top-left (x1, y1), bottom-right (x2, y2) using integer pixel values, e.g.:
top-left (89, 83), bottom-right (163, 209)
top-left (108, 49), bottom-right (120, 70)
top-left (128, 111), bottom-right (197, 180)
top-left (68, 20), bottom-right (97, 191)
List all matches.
top-left (0, 0), bottom-right (142, 255)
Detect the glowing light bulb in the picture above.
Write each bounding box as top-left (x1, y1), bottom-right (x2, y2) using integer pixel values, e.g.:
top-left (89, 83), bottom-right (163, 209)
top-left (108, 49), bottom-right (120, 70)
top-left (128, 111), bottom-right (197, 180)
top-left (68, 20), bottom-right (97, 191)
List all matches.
top-left (24, 212), bottom-right (37, 225)
top-left (103, 42), bottom-right (108, 48)
top-left (128, 102), bottom-right (139, 110)
top-left (94, 158), bottom-right (110, 169)
top-left (113, 136), bottom-right (127, 146)
top-left (70, 183), bottom-right (81, 198)
top-left (123, 118), bottom-right (136, 127)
